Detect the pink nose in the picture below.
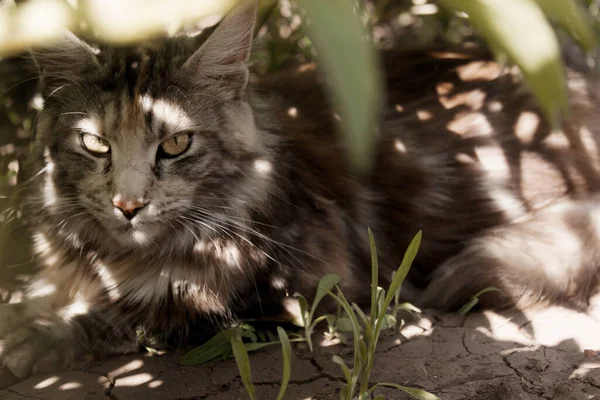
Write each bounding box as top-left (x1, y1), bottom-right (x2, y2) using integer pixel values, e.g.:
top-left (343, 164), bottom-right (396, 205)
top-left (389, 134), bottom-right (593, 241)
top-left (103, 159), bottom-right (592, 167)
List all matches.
top-left (112, 196), bottom-right (147, 220)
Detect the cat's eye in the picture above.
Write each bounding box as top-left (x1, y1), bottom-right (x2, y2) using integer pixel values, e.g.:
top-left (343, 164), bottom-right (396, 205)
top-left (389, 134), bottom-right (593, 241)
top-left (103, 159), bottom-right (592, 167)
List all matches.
top-left (159, 133), bottom-right (192, 158)
top-left (81, 133), bottom-right (110, 155)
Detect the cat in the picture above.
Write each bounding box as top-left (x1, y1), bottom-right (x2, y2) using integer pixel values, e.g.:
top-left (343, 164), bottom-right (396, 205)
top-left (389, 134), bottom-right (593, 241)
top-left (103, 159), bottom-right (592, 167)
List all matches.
top-left (1, 0), bottom-right (600, 381)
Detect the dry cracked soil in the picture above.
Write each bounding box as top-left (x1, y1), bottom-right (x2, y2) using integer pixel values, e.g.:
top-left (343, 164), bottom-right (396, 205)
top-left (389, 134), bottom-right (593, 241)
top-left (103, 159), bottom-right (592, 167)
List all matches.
top-left (0, 288), bottom-right (599, 400)
top-left (0, 199), bottom-right (599, 400)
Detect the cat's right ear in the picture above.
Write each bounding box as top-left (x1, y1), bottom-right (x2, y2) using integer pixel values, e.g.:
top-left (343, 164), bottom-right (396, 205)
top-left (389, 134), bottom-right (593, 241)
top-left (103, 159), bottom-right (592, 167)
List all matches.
top-left (30, 32), bottom-right (100, 96)
top-left (181, 1), bottom-right (257, 97)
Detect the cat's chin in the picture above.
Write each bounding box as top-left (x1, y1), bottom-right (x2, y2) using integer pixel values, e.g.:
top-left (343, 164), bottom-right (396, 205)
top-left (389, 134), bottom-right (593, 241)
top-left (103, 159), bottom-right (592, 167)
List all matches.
top-left (109, 223), bottom-right (160, 249)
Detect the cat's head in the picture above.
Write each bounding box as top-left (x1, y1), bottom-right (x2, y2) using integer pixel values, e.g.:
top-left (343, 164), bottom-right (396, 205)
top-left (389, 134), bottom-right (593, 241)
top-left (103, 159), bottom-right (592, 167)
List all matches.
top-left (30, 2), bottom-right (274, 251)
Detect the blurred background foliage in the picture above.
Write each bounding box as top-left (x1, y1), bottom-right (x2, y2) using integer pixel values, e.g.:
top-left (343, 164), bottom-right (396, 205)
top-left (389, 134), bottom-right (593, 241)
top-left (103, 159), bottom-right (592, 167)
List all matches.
top-left (0, 0), bottom-right (599, 224)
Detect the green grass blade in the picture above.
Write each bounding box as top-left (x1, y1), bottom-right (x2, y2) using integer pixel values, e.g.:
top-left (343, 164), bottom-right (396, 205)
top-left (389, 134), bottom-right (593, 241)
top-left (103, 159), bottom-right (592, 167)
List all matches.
top-left (310, 274), bottom-right (341, 320)
top-left (351, 304), bottom-right (371, 337)
top-left (296, 0), bottom-right (382, 174)
top-left (276, 327), bottom-right (292, 400)
top-left (179, 328), bottom-right (235, 365)
top-left (231, 336), bottom-right (256, 400)
top-left (368, 228), bottom-right (379, 325)
top-left (327, 289), bottom-right (367, 365)
top-left (335, 316), bottom-right (356, 333)
top-left (292, 293), bottom-right (309, 327)
top-left (458, 297), bottom-right (480, 315)
top-left (458, 287), bottom-right (505, 315)
top-left (440, 0), bottom-right (568, 127)
top-left (332, 355), bottom-right (353, 384)
top-left (370, 382), bottom-right (440, 400)
top-left (384, 231), bottom-right (422, 308)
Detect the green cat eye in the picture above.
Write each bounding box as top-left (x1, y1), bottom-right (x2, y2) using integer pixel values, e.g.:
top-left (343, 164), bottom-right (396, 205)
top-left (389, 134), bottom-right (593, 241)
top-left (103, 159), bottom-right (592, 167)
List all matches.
top-left (81, 133), bottom-right (111, 155)
top-left (159, 133), bottom-right (192, 158)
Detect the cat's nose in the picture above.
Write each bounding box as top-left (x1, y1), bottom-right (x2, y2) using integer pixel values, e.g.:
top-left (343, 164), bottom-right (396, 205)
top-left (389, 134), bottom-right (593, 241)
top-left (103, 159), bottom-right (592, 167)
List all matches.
top-left (112, 195), bottom-right (148, 221)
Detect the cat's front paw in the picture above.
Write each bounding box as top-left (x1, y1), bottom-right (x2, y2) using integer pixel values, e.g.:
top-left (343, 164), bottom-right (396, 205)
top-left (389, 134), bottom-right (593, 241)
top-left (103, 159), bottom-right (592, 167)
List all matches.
top-left (0, 323), bottom-right (91, 380)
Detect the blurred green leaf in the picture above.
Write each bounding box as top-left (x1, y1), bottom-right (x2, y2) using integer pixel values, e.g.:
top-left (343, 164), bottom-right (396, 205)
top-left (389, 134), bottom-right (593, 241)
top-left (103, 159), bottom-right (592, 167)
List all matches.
top-left (332, 355), bottom-right (353, 384)
top-left (297, 0), bottom-right (381, 174)
top-left (180, 328), bottom-right (235, 365)
top-left (459, 287), bottom-right (505, 315)
top-left (535, 0), bottom-right (597, 50)
top-left (369, 382), bottom-right (440, 400)
top-left (440, 0), bottom-right (569, 127)
top-left (334, 317), bottom-right (355, 332)
top-left (276, 327), bottom-right (292, 400)
top-left (382, 314), bottom-right (397, 330)
top-left (368, 228), bottom-right (379, 324)
top-left (231, 335), bottom-right (256, 400)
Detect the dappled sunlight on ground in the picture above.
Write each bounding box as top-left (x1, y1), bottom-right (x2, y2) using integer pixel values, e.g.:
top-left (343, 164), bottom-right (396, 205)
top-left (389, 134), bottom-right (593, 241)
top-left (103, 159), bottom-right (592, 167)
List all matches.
top-left (1, 301), bottom-right (599, 399)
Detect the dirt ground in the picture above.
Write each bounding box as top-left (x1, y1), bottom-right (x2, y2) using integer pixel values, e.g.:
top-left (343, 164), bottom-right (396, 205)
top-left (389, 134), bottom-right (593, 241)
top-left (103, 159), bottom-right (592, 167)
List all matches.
top-left (0, 226), bottom-right (599, 400)
top-left (0, 288), bottom-right (599, 400)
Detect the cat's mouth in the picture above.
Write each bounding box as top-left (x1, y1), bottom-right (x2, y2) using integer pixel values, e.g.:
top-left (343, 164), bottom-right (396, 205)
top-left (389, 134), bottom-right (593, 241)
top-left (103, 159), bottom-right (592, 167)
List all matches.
top-left (111, 219), bottom-right (158, 247)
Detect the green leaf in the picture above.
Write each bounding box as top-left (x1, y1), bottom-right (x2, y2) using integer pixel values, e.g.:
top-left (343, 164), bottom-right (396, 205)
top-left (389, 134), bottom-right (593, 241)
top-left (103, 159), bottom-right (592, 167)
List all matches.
top-left (359, 340), bottom-right (368, 366)
top-left (382, 314), bottom-right (397, 330)
top-left (241, 330), bottom-right (258, 343)
top-left (308, 314), bottom-right (331, 335)
top-left (368, 228), bottom-right (379, 324)
top-left (296, 0), bottom-right (382, 174)
top-left (179, 328), bottom-right (235, 365)
top-left (256, 329), bottom-right (267, 342)
top-left (373, 396), bottom-right (386, 400)
top-left (243, 341), bottom-right (279, 352)
top-left (440, 0), bottom-right (568, 127)
top-left (276, 327), bottom-right (292, 400)
top-left (458, 298), bottom-right (480, 315)
top-left (310, 274), bottom-right (341, 319)
top-left (334, 317), bottom-right (355, 332)
top-left (370, 382), bottom-right (440, 400)
top-left (332, 355), bottom-right (353, 384)
top-left (292, 293), bottom-right (308, 327)
top-left (340, 384), bottom-right (350, 400)
top-left (327, 289), bottom-right (366, 369)
top-left (376, 286), bottom-right (386, 315)
top-left (397, 303), bottom-right (422, 314)
top-left (231, 336), bottom-right (256, 400)
top-left (326, 314), bottom-right (337, 328)
top-left (351, 303), bottom-right (370, 334)
top-left (458, 287), bottom-right (505, 315)
top-left (384, 232), bottom-right (422, 308)
top-left (534, 0), bottom-right (597, 51)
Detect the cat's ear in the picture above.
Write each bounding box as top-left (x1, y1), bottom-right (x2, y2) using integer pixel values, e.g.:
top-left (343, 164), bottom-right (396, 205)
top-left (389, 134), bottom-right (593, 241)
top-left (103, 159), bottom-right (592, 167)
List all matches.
top-left (30, 32), bottom-right (99, 95)
top-left (182, 1), bottom-right (257, 95)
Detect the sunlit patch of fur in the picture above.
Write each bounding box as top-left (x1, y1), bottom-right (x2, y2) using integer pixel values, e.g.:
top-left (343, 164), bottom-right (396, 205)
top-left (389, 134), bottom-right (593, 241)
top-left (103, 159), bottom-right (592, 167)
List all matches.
top-left (253, 159), bottom-right (272, 174)
top-left (139, 94), bottom-right (194, 132)
top-left (514, 111), bottom-right (541, 144)
top-left (75, 116), bottom-right (102, 136)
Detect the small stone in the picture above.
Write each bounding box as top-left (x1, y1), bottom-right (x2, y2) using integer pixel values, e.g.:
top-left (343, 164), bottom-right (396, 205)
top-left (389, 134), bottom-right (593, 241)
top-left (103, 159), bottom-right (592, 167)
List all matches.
top-left (584, 349), bottom-right (597, 358)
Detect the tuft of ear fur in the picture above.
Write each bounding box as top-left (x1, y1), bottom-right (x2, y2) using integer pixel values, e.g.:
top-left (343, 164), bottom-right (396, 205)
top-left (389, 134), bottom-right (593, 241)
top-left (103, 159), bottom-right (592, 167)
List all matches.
top-left (30, 32), bottom-right (99, 96)
top-left (182, 1), bottom-right (257, 94)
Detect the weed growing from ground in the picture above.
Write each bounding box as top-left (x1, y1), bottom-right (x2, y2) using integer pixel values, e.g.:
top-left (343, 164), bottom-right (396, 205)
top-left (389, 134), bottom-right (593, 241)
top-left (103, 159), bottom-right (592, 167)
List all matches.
top-left (181, 229), bottom-right (439, 400)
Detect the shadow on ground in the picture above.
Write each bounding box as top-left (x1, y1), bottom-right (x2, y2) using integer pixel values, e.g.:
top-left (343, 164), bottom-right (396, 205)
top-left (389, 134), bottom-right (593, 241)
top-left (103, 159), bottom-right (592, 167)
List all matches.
top-left (0, 293), bottom-right (599, 400)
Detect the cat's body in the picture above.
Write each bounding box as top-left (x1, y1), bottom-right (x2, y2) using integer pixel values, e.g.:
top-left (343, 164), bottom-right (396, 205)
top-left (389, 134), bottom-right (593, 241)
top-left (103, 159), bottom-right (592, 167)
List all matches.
top-left (2, 2), bottom-right (600, 379)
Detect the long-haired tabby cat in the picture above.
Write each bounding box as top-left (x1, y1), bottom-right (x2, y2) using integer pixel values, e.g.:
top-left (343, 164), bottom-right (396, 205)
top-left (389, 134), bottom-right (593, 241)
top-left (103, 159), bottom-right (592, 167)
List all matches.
top-left (1, 1), bottom-right (600, 380)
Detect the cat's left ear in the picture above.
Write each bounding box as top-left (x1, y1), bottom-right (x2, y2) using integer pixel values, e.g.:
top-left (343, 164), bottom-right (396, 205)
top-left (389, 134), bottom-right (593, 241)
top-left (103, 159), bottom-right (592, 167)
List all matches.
top-left (182, 1), bottom-right (257, 95)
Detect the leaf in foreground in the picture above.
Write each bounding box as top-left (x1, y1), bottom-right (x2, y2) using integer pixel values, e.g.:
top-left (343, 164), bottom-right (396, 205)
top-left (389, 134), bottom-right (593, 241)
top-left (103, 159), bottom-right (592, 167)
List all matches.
top-left (231, 335), bottom-right (256, 400)
top-left (296, 0), bottom-right (382, 174)
top-left (180, 328), bottom-right (235, 365)
top-left (276, 327), bottom-right (292, 400)
top-left (370, 382), bottom-right (440, 400)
